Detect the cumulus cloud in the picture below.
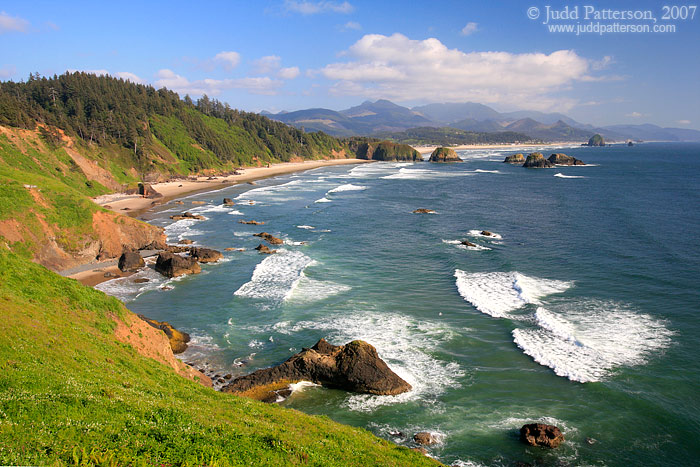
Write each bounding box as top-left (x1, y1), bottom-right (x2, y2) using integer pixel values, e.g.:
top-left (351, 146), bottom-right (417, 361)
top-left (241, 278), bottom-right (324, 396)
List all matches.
top-left (213, 51), bottom-right (241, 70)
top-left (341, 21), bottom-right (362, 31)
top-left (154, 69), bottom-right (282, 96)
top-left (253, 55), bottom-right (281, 74)
top-left (677, 119), bottom-right (691, 125)
top-left (284, 0), bottom-right (353, 15)
top-left (278, 66), bottom-right (300, 79)
top-left (115, 71), bottom-right (146, 84)
top-left (318, 33), bottom-right (591, 111)
top-left (460, 22), bottom-right (478, 36)
top-left (625, 112), bottom-right (646, 118)
top-left (0, 11), bottom-right (29, 33)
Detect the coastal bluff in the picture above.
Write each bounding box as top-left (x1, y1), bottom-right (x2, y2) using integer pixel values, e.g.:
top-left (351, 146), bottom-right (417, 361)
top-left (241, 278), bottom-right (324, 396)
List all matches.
top-left (223, 338), bottom-right (411, 401)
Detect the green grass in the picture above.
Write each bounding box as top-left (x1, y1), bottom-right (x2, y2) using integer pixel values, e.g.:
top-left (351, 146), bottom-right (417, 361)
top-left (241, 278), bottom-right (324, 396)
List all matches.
top-left (0, 252), bottom-right (439, 466)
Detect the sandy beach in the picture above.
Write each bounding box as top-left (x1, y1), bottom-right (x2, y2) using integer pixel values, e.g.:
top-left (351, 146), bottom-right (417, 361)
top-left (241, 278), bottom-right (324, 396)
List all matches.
top-left (413, 142), bottom-right (582, 154)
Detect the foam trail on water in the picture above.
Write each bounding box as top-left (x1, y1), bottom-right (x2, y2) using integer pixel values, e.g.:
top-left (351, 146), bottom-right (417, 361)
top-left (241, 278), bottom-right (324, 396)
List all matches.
top-left (314, 197), bottom-right (331, 203)
top-left (442, 239), bottom-right (491, 251)
top-left (297, 225), bottom-right (315, 230)
top-left (95, 267), bottom-right (171, 302)
top-left (554, 173), bottom-right (585, 179)
top-left (473, 169), bottom-right (501, 174)
top-left (454, 271), bottom-right (572, 318)
top-left (327, 183), bottom-right (367, 193)
top-left (512, 300), bottom-right (675, 383)
top-left (468, 230), bottom-right (502, 240)
top-left (163, 219), bottom-right (205, 243)
top-left (287, 274), bottom-right (351, 303)
top-left (234, 251), bottom-right (314, 302)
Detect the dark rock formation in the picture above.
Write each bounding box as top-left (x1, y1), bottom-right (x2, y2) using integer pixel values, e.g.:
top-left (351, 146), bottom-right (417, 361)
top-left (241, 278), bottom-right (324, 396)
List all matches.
top-left (627, 141), bottom-right (634, 147)
top-left (461, 240), bottom-right (477, 247)
top-left (429, 147), bottom-right (462, 163)
top-left (170, 212), bottom-right (206, 221)
top-left (413, 209), bottom-right (436, 214)
top-left (138, 182), bottom-right (163, 199)
top-left (118, 251), bottom-right (145, 272)
top-left (155, 252), bottom-right (201, 278)
top-left (254, 232), bottom-right (284, 245)
top-left (133, 278), bottom-right (150, 283)
top-left (520, 423), bottom-right (565, 448)
top-left (189, 247), bottom-right (223, 263)
top-left (137, 314), bottom-right (190, 354)
top-left (179, 239), bottom-right (194, 245)
top-left (481, 230), bottom-right (495, 236)
top-left (504, 153), bottom-right (525, 164)
top-left (413, 432), bottom-right (439, 446)
top-left (223, 198), bottom-right (235, 206)
top-left (239, 220), bottom-right (265, 225)
top-left (223, 338), bottom-right (411, 399)
top-left (352, 141), bottom-right (422, 162)
top-left (523, 153), bottom-right (554, 168)
top-left (255, 244), bottom-right (276, 254)
top-left (548, 153), bottom-right (585, 166)
top-left (586, 134), bottom-right (605, 146)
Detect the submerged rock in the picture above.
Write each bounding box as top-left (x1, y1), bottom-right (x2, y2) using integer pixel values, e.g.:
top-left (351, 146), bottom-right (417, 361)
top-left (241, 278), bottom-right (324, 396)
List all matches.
top-left (118, 251), bottom-right (144, 272)
top-left (137, 314), bottom-right (191, 354)
top-left (239, 220), bottom-right (265, 225)
top-left (520, 423), bottom-right (565, 448)
top-left (254, 232), bottom-right (284, 245)
top-left (429, 147), bottom-right (462, 163)
top-left (461, 240), bottom-right (477, 247)
top-left (413, 432), bottom-right (439, 446)
top-left (189, 247), bottom-right (223, 263)
top-left (413, 209), bottom-right (436, 214)
top-left (155, 252), bottom-right (201, 278)
top-left (523, 153), bottom-right (554, 168)
top-left (548, 153), bottom-right (585, 166)
top-left (223, 338), bottom-right (411, 400)
top-left (503, 153), bottom-right (525, 164)
top-left (170, 212), bottom-right (206, 221)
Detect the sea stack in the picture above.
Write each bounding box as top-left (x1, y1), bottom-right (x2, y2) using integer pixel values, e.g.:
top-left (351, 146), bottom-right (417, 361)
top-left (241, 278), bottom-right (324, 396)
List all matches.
top-left (523, 153), bottom-right (554, 168)
top-left (587, 134), bottom-right (605, 146)
top-left (429, 147), bottom-right (461, 163)
top-left (503, 153), bottom-right (525, 164)
top-left (548, 153), bottom-right (585, 166)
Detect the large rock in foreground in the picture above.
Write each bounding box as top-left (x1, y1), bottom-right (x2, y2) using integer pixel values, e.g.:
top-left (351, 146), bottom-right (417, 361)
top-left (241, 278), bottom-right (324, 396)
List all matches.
top-left (137, 314), bottom-right (191, 354)
top-left (155, 252), bottom-right (201, 278)
top-left (548, 153), bottom-right (585, 166)
top-left (118, 251), bottom-right (145, 272)
top-left (520, 423), bottom-right (565, 448)
top-left (223, 339), bottom-right (411, 400)
top-left (523, 153), bottom-right (554, 168)
top-left (429, 147), bottom-right (461, 163)
top-left (503, 153), bottom-right (525, 164)
top-left (189, 247), bottom-right (223, 263)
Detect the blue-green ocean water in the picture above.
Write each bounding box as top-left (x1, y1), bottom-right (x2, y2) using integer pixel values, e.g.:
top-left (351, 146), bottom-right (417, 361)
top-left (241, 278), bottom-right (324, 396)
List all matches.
top-left (98, 143), bottom-right (700, 466)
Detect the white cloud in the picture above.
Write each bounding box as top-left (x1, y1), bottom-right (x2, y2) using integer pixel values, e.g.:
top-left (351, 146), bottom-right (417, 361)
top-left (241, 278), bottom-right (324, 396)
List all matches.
top-left (318, 33), bottom-right (591, 111)
top-left (0, 11), bottom-right (29, 33)
top-left (284, 0), bottom-right (353, 15)
top-left (677, 119), bottom-right (691, 125)
top-left (154, 69), bottom-right (282, 96)
top-left (341, 21), bottom-right (362, 31)
top-left (115, 71), bottom-right (146, 84)
top-left (278, 66), bottom-right (300, 79)
top-left (213, 51), bottom-right (241, 70)
top-left (625, 112), bottom-right (647, 118)
top-left (460, 22), bottom-right (478, 36)
top-left (253, 55), bottom-right (281, 74)
top-left (591, 55), bottom-right (614, 70)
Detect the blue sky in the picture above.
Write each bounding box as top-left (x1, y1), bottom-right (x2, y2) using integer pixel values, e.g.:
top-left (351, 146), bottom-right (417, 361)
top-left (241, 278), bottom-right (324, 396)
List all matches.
top-left (1, 0), bottom-right (698, 128)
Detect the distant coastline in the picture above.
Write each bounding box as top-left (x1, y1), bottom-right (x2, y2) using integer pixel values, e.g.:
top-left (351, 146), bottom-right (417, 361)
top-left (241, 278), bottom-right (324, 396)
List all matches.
top-left (413, 141), bottom-right (583, 154)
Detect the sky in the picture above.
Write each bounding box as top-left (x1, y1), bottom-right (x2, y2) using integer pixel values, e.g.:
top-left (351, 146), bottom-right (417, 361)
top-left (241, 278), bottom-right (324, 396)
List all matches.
top-left (1, 0), bottom-right (699, 129)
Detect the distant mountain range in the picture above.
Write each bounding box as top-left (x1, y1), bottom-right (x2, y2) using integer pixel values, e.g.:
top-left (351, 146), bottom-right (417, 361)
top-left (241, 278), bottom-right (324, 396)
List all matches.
top-left (263, 100), bottom-right (700, 143)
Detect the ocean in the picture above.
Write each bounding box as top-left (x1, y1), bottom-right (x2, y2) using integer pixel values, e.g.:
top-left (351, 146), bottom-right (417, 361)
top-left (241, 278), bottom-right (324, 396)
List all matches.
top-left (97, 143), bottom-right (700, 466)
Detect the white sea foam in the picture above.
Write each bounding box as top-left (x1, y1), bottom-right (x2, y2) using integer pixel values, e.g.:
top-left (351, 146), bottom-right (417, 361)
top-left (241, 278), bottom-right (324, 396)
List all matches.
top-left (512, 300), bottom-right (675, 383)
top-left (233, 231), bottom-right (255, 237)
top-left (473, 169), bottom-right (501, 174)
top-left (287, 274), bottom-right (351, 304)
top-left (314, 197), bottom-right (331, 203)
top-left (190, 204), bottom-right (233, 213)
top-left (554, 173), bottom-right (585, 179)
top-left (234, 250), bottom-right (314, 302)
top-left (94, 267), bottom-right (168, 302)
top-left (227, 210), bottom-right (244, 215)
top-left (283, 311), bottom-right (464, 412)
top-left (297, 225), bottom-right (315, 230)
top-left (288, 381), bottom-right (320, 393)
top-left (382, 168), bottom-right (471, 180)
top-left (454, 271), bottom-right (572, 318)
top-left (442, 239), bottom-right (491, 251)
top-left (327, 183), bottom-right (367, 193)
top-left (467, 229), bottom-right (502, 240)
top-left (164, 219), bottom-right (205, 242)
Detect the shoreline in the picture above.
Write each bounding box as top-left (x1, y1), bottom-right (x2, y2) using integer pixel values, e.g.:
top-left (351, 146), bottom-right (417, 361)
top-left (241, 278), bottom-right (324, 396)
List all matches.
top-left (71, 158), bottom-right (371, 286)
top-left (413, 142), bottom-right (583, 154)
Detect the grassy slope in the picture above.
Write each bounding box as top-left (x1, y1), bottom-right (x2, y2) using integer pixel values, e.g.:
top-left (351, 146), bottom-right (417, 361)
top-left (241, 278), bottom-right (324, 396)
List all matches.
top-left (0, 252), bottom-right (437, 466)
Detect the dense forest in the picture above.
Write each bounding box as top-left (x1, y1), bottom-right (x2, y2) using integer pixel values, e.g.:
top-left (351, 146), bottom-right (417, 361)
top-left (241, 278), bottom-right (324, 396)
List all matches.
top-left (375, 126), bottom-right (536, 146)
top-left (0, 72), bottom-right (345, 172)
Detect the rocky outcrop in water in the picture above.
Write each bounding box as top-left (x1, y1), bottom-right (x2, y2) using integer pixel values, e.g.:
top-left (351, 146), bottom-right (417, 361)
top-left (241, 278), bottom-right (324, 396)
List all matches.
top-left (155, 252), bottom-right (201, 277)
top-left (239, 220), bottom-right (265, 225)
top-left (461, 240), bottom-right (477, 247)
top-left (548, 153), bottom-right (585, 165)
top-left (137, 314), bottom-right (191, 354)
top-left (223, 198), bottom-right (235, 206)
top-left (413, 209), bottom-right (436, 214)
top-left (586, 134), bottom-right (605, 146)
top-left (170, 212), bottom-right (206, 221)
top-left (523, 153), bottom-right (554, 168)
top-left (413, 432), bottom-right (439, 446)
top-left (429, 147), bottom-right (461, 163)
top-left (520, 423), bottom-right (565, 448)
top-left (189, 247), bottom-right (223, 263)
top-left (118, 251), bottom-right (145, 272)
top-left (223, 338), bottom-right (411, 400)
top-left (254, 232), bottom-right (284, 245)
top-left (503, 154), bottom-right (525, 164)
top-left (255, 244), bottom-right (276, 254)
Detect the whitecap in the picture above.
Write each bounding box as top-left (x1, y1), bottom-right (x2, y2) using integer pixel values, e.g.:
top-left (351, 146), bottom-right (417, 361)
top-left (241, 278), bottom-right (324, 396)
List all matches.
top-left (473, 169), bottom-right (501, 174)
top-left (234, 251), bottom-right (314, 302)
top-left (554, 173), bottom-right (585, 179)
top-left (287, 274), bottom-right (351, 303)
top-left (468, 229), bottom-right (502, 240)
top-left (454, 271), bottom-right (572, 318)
top-left (512, 300), bottom-right (674, 383)
top-left (442, 239), bottom-right (491, 251)
top-left (227, 210), bottom-right (244, 215)
top-left (164, 219), bottom-right (205, 242)
top-left (94, 267), bottom-right (168, 302)
top-left (314, 197), bottom-right (331, 203)
top-left (327, 183), bottom-right (367, 193)
top-left (297, 225), bottom-right (315, 230)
